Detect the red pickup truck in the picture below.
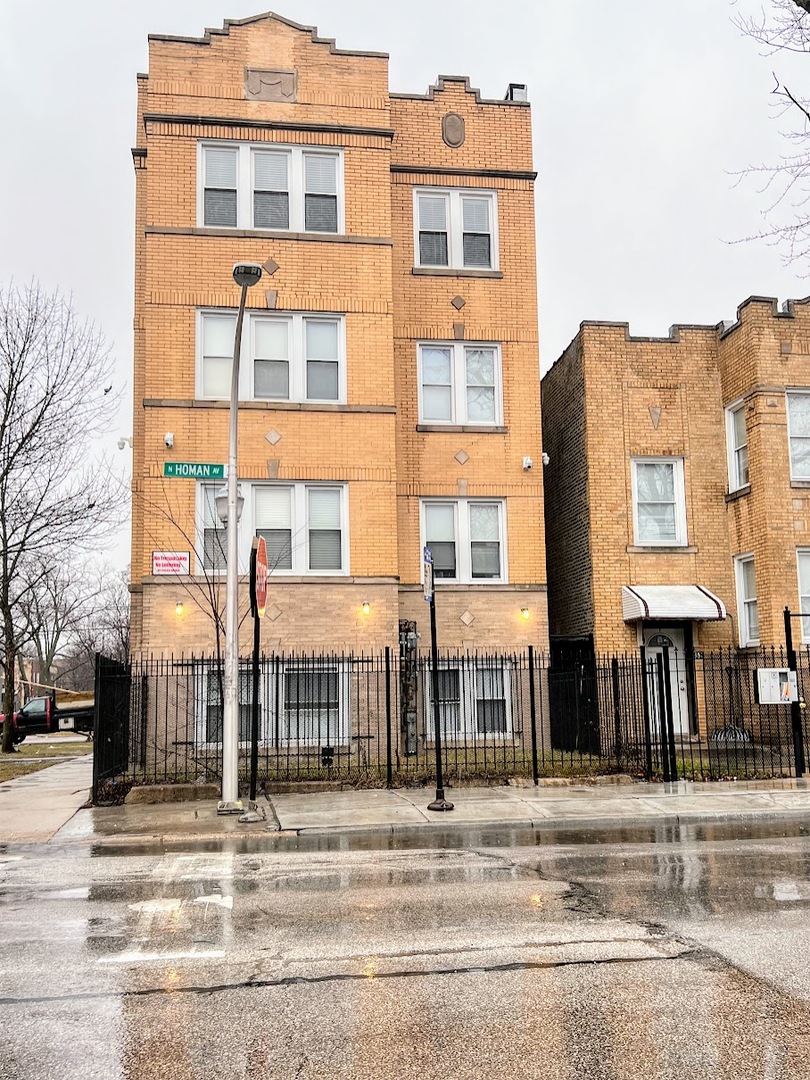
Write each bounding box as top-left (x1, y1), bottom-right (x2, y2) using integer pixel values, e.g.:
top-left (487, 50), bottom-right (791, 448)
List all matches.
top-left (1, 693), bottom-right (94, 744)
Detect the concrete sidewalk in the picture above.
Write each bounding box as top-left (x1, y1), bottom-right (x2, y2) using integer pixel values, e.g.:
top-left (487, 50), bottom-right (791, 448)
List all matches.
top-left (0, 755), bottom-right (93, 843)
top-left (50, 775), bottom-right (810, 846)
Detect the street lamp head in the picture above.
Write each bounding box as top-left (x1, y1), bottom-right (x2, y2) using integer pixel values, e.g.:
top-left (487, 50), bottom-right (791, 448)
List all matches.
top-left (233, 263), bottom-right (263, 289)
top-left (215, 483), bottom-right (245, 525)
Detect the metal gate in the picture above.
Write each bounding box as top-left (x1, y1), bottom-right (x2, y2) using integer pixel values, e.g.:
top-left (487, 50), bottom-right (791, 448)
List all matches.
top-left (92, 653), bottom-right (132, 803)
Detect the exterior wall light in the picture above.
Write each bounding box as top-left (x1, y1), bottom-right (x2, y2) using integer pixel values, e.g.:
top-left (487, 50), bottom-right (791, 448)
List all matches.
top-left (175, 601), bottom-right (184, 616)
top-left (361, 601), bottom-right (371, 615)
top-left (520, 607), bottom-right (530, 620)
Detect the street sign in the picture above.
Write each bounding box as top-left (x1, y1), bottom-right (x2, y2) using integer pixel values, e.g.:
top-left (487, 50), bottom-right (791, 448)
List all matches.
top-left (423, 545), bottom-right (433, 602)
top-left (163, 462), bottom-right (224, 480)
top-left (251, 536), bottom-right (269, 619)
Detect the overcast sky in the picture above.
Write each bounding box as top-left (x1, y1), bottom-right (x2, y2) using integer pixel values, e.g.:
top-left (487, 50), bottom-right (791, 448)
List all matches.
top-left (1, 1), bottom-right (807, 565)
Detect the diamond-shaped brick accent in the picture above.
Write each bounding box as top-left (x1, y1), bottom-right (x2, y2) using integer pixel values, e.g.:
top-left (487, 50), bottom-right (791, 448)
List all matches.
top-left (451, 295), bottom-right (466, 310)
top-left (460, 610), bottom-right (475, 626)
top-left (455, 449), bottom-right (469, 465)
top-left (265, 429), bottom-right (282, 446)
top-left (266, 604), bottom-right (282, 622)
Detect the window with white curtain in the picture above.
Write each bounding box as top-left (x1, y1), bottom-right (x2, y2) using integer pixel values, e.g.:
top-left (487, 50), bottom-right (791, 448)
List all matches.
top-left (631, 458), bottom-right (687, 547)
top-left (424, 660), bottom-right (512, 739)
top-left (418, 342), bottom-right (502, 425)
top-left (421, 499), bottom-right (506, 583)
top-left (198, 311), bottom-right (344, 403)
top-left (413, 189), bottom-right (498, 270)
top-left (787, 392), bottom-right (810, 479)
top-left (199, 143), bottom-right (343, 233)
top-left (200, 484), bottom-right (227, 572)
top-left (798, 550), bottom-right (810, 643)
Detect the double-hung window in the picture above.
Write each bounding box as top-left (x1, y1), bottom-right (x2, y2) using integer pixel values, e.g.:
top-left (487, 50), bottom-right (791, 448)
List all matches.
top-left (198, 483), bottom-right (347, 576)
top-left (414, 189), bottom-right (498, 270)
top-left (422, 499), bottom-right (506, 583)
top-left (798, 550), bottom-right (810, 642)
top-left (254, 485), bottom-right (345, 575)
top-left (735, 554), bottom-right (759, 646)
top-left (199, 143), bottom-right (342, 233)
top-left (426, 660), bottom-right (512, 739)
top-left (419, 343), bottom-right (502, 425)
top-left (195, 664), bottom-right (253, 746)
top-left (200, 484), bottom-right (227, 572)
top-left (198, 311), bottom-right (344, 403)
top-left (280, 664), bottom-right (349, 745)
top-left (631, 458), bottom-right (687, 547)
top-left (787, 391), bottom-right (810, 480)
top-left (725, 402), bottom-right (749, 491)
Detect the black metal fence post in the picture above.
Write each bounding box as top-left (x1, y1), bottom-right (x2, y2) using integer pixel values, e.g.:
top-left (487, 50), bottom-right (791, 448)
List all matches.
top-left (611, 656), bottom-right (622, 770)
top-left (528, 644), bottom-right (539, 786)
top-left (640, 646), bottom-right (654, 780)
top-left (385, 646), bottom-right (393, 788)
top-left (785, 607), bottom-right (806, 779)
top-left (661, 647), bottom-right (678, 782)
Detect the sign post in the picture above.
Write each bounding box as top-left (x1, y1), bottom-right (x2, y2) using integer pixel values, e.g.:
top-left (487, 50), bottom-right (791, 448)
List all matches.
top-left (244, 536), bottom-right (268, 816)
top-left (424, 546), bottom-right (453, 812)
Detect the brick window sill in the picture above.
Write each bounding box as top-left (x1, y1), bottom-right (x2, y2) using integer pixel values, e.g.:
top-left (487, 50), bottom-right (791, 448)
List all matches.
top-left (416, 424), bottom-right (508, 434)
top-left (725, 485), bottom-right (751, 503)
top-left (411, 267), bottom-right (504, 279)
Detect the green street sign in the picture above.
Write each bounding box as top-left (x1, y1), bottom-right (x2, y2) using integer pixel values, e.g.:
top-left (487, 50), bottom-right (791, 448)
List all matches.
top-left (163, 462), bottom-right (225, 480)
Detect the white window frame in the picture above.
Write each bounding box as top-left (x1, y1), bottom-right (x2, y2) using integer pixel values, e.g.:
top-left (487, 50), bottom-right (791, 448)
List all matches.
top-left (195, 482), bottom-right (349, 578)
top-left (197, 142), bottom-right (344, 234)
top-left (735, 554), bottom-right (760, 646)
top-left (786, 390), bottom-right (810, 481)
top-left (417, 342), bottom-right (503, 426)
top-left (194, 660), bottom-right (350, 749)
top-left (797, 549), bottom-right (810, 644)
top-left (420, 498), bottom-right (508, 584)
top-left (412, 187), bottom-right (499, 270)
top-left (194, 662), bottom-right (261, 749)
top-left (423, 659), bottom-right (514, 741)
top-left (725, 400), bottom-right (749, 492)
top-left (630, 457), bottom-right (688, 547)
top-left (196, 310), bottom-right (347, 404)
top-left (268, 661), bottom-right (352, 747)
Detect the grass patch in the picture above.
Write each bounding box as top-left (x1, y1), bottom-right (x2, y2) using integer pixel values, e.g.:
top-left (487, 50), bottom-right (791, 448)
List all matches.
top-left (0, 759), bottom-right (64, 783)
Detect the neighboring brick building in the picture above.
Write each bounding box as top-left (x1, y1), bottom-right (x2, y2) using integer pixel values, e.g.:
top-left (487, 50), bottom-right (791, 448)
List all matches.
top-left (542, 295), bottom-right (810, 733)
top-left (129, 12), bottom-right (547, 658)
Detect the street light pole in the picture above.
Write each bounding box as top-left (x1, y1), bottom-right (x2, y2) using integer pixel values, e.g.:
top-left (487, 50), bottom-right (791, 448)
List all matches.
top-left (218, 263), bottom-right (262, 814)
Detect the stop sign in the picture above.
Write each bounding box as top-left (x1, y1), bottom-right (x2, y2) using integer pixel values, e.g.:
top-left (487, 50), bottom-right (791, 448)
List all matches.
top-left (251, 535), bottom-right (269, 618)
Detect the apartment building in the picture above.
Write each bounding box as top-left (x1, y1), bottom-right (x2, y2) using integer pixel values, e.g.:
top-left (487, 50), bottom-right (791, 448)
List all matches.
top-left (542, 296), bottom-right (810, 695)
top-left (129, 12), bottom-right (547, 657)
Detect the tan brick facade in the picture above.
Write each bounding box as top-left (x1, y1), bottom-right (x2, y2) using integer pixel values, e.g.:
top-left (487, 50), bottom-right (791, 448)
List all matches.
top-left (542, 296), bottom-right (810, 655)
top-left (130, 13), bottom-right (547, 655)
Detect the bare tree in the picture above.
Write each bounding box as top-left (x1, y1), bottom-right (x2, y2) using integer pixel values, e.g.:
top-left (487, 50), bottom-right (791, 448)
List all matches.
top-left (0, 281), bottom-right (125, 752)
top-left (57, 566), bottom-right (131, 690)
top-left (734, 0), bottom-right (810, 264)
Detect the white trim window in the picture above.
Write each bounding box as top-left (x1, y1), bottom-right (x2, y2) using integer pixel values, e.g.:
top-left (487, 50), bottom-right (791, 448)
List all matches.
top-left (271, 662), bottom-right (351, 746)
top-left (735, 554), bottom-right (760, 646)
top-left (725, 401), bottom-right (749, 491)
top-left (631, 458), bottom-right (687, 547)
top-left (198, 311), bottom-right (345, 404)
top-left (197, 482), bottom-right (348, 576)
top-left (425, 660), bottom-right (513, 739)
top-left (421, 499), bottom-right (506, 583)
top-left (418, 342), bottom-right (502, 425)
top-left (255, 485), bottom-right (346, 575)
top-left (194, 664), bottom-right (255, 747)
top-left (787, 391), bottom-right (810, 480)
top-left (798, 550), bottom-right (810, 643)
top-left (198, 142), bottom-right (343, 234)
top-left (200, 484), bottom-right (227, 572)
top-left (413, 188), bottom-right (498, 270)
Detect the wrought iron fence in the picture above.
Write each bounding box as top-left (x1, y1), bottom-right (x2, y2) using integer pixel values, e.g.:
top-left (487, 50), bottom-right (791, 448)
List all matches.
top-left (92, 644), bottom-right (810, 797)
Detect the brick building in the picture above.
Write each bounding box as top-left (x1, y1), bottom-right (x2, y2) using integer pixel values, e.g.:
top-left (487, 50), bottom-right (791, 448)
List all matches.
top-left (129, 12), bottom-right (547, 659)
top-left (542, 295), bottom-right (810, 733)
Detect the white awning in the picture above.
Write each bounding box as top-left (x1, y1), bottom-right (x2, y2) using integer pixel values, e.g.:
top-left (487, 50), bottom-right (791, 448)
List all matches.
top-left (622, 585), bottom-right (727, 622)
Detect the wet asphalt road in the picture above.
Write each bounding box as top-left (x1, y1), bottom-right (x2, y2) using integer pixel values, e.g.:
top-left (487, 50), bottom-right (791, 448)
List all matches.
top-left (2, 822), bottom-right (810, 1079)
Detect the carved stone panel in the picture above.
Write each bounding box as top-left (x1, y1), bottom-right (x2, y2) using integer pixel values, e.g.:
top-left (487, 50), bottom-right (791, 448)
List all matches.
top-left (245, 69), bottom-right (297, 103)
top-left (442, 112), bottom-right (465, 148)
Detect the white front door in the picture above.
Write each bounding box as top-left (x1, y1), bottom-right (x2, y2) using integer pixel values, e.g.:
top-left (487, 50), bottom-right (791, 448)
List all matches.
top-left (643, 627), bottom-right (690, 735)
